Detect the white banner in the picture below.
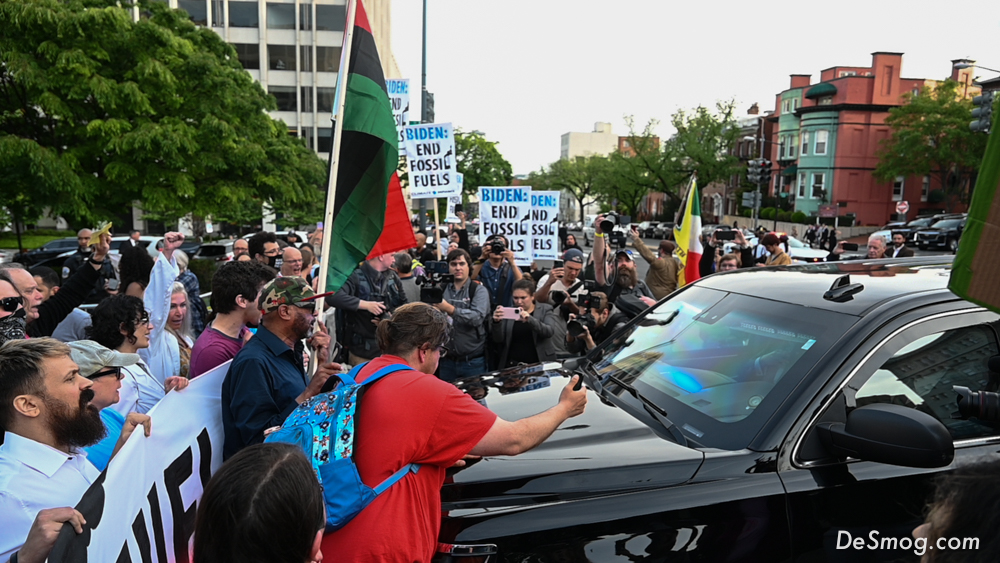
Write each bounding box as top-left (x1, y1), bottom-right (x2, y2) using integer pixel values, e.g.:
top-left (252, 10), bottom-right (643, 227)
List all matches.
top-left (479, 186), bottom-right (532, 266)
top-left (50, 362), bottom-right (230, 563)
top-left (531, 190), bottom-right (561, 260)
top-left (445, 173), bottom-right (463, 224)
top-left (385, 79), bottom-right (410, 146)
top-left (403, 123), bottom-right (459, 200)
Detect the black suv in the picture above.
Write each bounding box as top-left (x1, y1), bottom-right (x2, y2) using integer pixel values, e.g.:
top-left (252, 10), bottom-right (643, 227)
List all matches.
top-left (23, 237), bottom-right (79, 266)
top-left (912, 216), bottom-right (966, 252)
top-left (437, 257), bottom-right (998, 562)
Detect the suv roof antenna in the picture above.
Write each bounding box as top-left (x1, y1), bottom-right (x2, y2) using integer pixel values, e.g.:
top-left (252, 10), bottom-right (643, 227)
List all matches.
top-left (824, 274), bottom-right (865, 303)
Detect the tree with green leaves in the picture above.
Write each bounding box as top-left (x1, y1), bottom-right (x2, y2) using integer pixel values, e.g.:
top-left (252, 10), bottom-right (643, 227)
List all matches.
top-left (527, 155), bottom-right (611, 222)
top-left (454, 129), bottom-right (513, 201)
top-left (0, 0), bottom-right (326, 232)
top-left (875, 80), bottom-right (989, 211)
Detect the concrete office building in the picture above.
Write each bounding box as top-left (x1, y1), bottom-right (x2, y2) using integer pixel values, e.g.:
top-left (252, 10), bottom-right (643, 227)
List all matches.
top-left (560, 122), bottom-right (619, 160)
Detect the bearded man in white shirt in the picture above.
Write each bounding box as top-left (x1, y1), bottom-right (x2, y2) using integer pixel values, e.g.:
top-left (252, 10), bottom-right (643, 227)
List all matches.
top-left (0, 338), bottom-right (150, 563)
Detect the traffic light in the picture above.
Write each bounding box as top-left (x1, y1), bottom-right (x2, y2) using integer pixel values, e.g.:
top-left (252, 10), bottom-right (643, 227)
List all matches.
top-left (971, 91), bottom-right (994, 133)
top-left (747, 159), bottom-right (760, 183)
top-left (759, 159), bottom-right (772, 187)
top-left (422, 90), bottom-right (435, 123)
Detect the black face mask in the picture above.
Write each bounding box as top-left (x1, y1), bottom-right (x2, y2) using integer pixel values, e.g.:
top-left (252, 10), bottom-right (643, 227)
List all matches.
top-left (266, 255), bottom-right (279, 269)
top-left (0, 308), bottom-right (27, 345)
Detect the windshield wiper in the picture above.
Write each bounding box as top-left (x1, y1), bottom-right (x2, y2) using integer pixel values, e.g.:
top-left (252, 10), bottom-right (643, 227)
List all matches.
top-left (605, 373), bottom-right (688, 447)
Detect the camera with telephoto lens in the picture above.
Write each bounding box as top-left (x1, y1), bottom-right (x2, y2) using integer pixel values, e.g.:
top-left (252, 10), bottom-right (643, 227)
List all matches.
top-left (550, 290), bottom-right (567, 306)
top-left (952, 356), bottom-right (1000, 422)
top-left (567, 313), bottom-right (597, 339)
top-left (415, 260), bottom-right (453, 304)
top-left (490, 240), bottom-right (506, 255)
top-left (574, 280), bottom-right (599, 308)
top-left (600, 213), bottom-right (631, 249)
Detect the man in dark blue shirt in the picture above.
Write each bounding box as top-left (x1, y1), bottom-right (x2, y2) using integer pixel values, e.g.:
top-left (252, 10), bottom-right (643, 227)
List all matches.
top-left (221, 277), bottom-right (340, 459)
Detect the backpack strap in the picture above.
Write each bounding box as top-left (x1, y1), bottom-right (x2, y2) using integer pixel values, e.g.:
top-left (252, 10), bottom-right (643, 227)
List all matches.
top-left (373, 463), bottom-right (421, 495)
top-left (358, 363), bottom-right (415, 386)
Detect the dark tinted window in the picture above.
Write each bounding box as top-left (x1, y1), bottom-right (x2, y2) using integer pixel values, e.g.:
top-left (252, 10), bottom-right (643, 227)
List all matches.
top-left (315, 4), bottom-right (345, 31)
top-left (932, 219), bottom-right (962, 229)
top-left (198, 245), bottom-right (231, 257)
top-left (233, 43), bottom-right (260, 70)
top-left (316, 46), bottom-right (341, 72)
top-left (299, 3), bottom-right (312, 30)
top-left (855, 324), bottom-right (999, 440)
top-left (300, 45), bottom-right (312, 72)
top-left (229, 1), bottom-right (259, 27)
top-left (266, 3), bottom-right (295, 29)
top-left (301, 86), bottom-right (313, 112)
top-left (269, 86), bottom-right (297, 111)
top-left (177, 0), bottom-right (207, 25)
top-left (317, 87), bottom-right (335, 112)
top-left (317, 127), bottom-right (332, 152)
top-left (268, 44), bottom-right (296, 70)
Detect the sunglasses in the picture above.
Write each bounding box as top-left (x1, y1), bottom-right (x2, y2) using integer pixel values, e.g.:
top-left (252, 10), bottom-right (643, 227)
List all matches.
top-left (1, 296), bottom-right (23, 313)
top-left (136, 312), bottom-right (151, 326)
top-left (86, 366), bottom-right (124, 381)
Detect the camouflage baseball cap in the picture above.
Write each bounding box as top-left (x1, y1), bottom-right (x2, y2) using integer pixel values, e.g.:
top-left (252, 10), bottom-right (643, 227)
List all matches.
top-left (258, 277), bottom-right (333, 314)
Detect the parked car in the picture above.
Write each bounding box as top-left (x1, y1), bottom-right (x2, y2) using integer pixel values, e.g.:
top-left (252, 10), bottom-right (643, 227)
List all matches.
top-left (437, 256), bottom-right (994, 562)
top-left (581, 214), bottom-right (598, 246)
top-left (637, 221), bottom-right (660, 238)
top-left (193, 241), bottom-right (235, 263)
top-left (913, 217), bottom-right (966, 252)
top-left (652, 221), bottom-right (674, 240)
top-left (23, 237), bottom-right (78, 265)
top-left (871, 214), bottom-right (965, 245)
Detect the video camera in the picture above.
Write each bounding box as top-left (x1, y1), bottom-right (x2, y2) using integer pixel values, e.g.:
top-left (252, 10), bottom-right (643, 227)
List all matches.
top-left (567, 313), bottom-right (597, 339)
top-left (566, 283), bottom-right (603, 337)
top-left (415, 260), bottom-right (453, 304)
top-left (953, 356), bottom-right (1000, 422)
top-left (600, 213), bottom-right (631, 249)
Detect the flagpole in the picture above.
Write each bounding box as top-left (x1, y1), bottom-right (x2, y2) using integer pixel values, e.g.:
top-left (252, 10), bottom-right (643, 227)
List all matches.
top-left (432, 198), bottom-right (442, 261)
top-left (312, 0), bottom-right (358, 372)
top-left (316, 0), bottom-right (358, 298)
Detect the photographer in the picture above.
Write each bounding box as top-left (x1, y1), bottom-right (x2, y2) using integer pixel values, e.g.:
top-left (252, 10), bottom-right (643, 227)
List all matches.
top-left (326, 252), bottom-right (407, 365)
top-left (490, 279), bottom-right (561, 369)
top-left (472, 234), bottom-right (523, 308)
top-left (566, 291), bottom-right (628, 353)
top-left (592, 215), bottom-right (655, 317)
top-left (700, 228), bottom-right (754, 276)
top-left (435, 249), bottom-right (490, 381)
top-left (535, 249), bottom-right (589, 354)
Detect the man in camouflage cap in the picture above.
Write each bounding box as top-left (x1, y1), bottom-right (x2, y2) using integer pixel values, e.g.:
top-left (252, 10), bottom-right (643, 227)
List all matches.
top-left (221, 276), bottom-right (340, 459)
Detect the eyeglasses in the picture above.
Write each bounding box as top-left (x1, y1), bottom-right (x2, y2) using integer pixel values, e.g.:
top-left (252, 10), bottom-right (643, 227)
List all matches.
top-left (0, 296), bottom-right (22, 313)
top-left (436, 346), bottom-right (448, 358)
top-left (136, 312), bottom-right (151, 326)
top-left (86, 366), bottom-right (124, 381)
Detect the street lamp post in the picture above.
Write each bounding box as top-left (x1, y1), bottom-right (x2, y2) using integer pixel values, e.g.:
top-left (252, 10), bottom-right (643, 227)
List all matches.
top-left (954, 61), bottom-right (1000, 74)
top-left (743, 135), bottom-right (783, 231)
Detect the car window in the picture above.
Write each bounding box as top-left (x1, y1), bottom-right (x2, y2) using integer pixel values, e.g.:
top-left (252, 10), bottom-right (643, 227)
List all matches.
top-left (198, 245), bottom-right (230, 257)
top-left (931, 219), bottom-right (962, 229)
top-left (594, 287), bottom-right (857, 449)
top-left (854, 323), bottom-right (999, 441)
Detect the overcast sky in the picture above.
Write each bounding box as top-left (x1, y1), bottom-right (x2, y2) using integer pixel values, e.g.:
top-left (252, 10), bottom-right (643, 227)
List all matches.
top-left (390, 0), bottom-right (1000, 177)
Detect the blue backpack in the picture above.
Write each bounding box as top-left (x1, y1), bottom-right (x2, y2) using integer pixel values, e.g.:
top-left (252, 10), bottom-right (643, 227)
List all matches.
top-left (264, 362), bottom-right (420, 531)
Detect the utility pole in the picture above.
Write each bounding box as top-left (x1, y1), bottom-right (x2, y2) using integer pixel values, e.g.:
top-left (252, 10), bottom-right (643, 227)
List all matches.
top-left (417, 0), bottom-right (430, 231)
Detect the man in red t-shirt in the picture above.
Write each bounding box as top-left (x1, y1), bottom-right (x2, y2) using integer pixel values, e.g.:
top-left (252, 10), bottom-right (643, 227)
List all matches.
top-left (322, 302), bottom-right (587, 562)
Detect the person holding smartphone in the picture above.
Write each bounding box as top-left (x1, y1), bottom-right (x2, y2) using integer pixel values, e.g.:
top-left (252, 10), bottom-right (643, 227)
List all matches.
top-left (700, 228), bottom-right (755, 276)
top-left (491, 279), bottom-right (560, 369)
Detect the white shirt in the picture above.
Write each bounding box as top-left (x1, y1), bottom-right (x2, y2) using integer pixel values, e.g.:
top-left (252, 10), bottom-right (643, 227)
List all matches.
top-left (0, 432), bottom-right (100, 561)
top-left (112, 359), bottom-right (165, 416)
top-left (537, 273), bottom-right (588, 300)
top-left (140, 254), bottom-right (180, 384)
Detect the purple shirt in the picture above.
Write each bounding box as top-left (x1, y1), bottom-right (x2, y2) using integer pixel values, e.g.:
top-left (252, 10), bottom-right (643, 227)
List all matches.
top-left (190, 325), bottom-right (248, 378)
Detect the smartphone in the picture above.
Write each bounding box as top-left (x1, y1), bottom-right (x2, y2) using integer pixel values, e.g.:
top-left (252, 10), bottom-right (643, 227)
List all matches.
top-left (553, 260), bottom-right (564, 268)
top-left (716, 230), bottom-right (737, 241)
top-left (500, 307), bottom-right (522, 320)
top-left (843, 243), bottom-right (860, 251)
top-left (106, 278), bottom-right (120, 291)
top-left (454, 203), bottom-right (464, 214)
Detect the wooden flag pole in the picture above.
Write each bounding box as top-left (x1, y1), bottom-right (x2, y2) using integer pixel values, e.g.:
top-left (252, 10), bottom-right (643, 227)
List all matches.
top-left (433, 198), bottom-right (442, 261)
top-left (311, 0), bottom-right (358, 373)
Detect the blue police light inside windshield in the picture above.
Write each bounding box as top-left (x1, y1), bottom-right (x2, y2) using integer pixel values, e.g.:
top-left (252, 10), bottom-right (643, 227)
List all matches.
top-left (663, 368), bottom-right (703, 393)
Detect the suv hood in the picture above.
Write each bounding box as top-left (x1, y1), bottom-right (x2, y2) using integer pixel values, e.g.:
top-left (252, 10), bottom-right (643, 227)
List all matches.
top-left (442, 364), bottom-right (704, 511)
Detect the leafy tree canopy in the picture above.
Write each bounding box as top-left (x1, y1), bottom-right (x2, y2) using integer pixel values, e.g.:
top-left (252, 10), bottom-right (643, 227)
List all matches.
top-left (0, 0), bottom-right (326, 230)
top-left (527, 155), bottom-right (612, 222)
top-left (875, 80), bottom-right (989, 210)
top-left (454, 129), bottom-right (512, 201)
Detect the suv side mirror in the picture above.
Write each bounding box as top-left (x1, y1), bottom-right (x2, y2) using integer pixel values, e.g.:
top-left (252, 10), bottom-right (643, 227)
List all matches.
top-left (815, 403), bottom-right (953, 468)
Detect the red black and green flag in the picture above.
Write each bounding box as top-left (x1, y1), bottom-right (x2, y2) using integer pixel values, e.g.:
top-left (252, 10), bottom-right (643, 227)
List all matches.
top-left (324, 0), bottom-right (415, 292)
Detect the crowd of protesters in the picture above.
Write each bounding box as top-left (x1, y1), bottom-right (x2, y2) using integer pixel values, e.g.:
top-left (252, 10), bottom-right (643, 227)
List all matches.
top-left (0, 211), bottom-right (936, 563)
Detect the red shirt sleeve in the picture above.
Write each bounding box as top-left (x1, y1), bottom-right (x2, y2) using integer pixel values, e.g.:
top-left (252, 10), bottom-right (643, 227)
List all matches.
top-left (415, 381), bottom-right (497, 467)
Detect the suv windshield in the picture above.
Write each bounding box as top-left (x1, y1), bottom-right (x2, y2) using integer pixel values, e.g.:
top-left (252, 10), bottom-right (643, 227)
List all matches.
top-left (591, 286), bottom-right (857, 450)
top-left (930, 219), bottom-right (962, 229)
top-left (907, 218), bottom-right (934, 228)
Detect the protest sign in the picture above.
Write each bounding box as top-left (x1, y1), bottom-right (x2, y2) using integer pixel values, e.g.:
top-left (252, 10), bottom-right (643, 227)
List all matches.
top-left (49, 362), bottom-right (230, 563)
top-left (479, 186), bottom-right (532, 266)
top-left (402, 123), bottom-right (459, 199)
top-left (531, 190), bottom-right (560, 260)
top-left (445, 173), bottom-right (463, 224)
top-left (385, 79), bottom-right (409, 145)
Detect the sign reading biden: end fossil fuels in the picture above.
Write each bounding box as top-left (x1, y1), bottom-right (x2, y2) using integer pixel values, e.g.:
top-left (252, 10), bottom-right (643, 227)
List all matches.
top-left (479, 186), bottom-right (532, 266)
top-left (403, 122), bottom-right (459, 200)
